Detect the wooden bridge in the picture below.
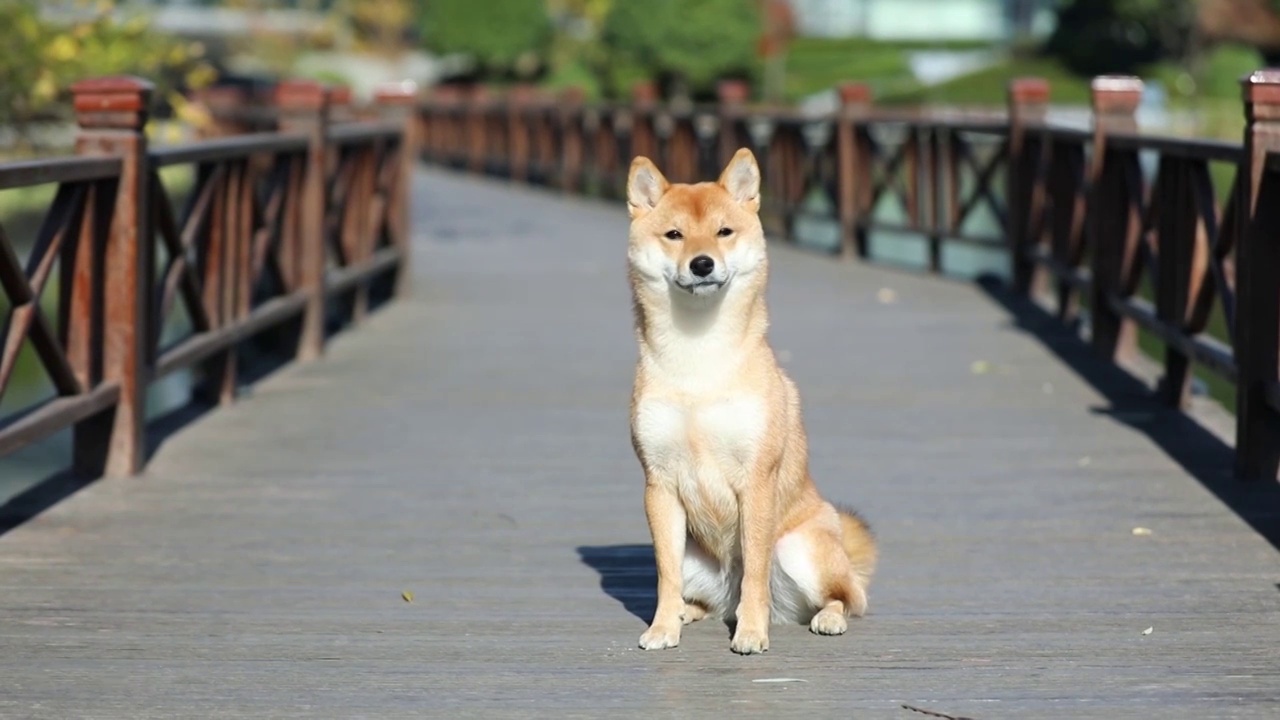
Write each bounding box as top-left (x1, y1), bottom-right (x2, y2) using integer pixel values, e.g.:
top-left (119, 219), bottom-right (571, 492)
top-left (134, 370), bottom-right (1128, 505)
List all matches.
top-left (1, 73), bottom-right (1279, 718)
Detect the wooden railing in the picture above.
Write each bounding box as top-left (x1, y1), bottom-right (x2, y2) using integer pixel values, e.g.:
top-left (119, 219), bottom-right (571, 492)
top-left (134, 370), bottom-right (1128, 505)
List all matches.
top-left (0, 76), bottom-right (417, 477)
top-left (417, 74), bottom-right (1280, 483)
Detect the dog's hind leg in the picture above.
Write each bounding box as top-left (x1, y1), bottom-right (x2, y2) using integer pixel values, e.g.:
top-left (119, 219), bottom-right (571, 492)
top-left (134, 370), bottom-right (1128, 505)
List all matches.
top-left (773, 504), bottom-right (872, 635)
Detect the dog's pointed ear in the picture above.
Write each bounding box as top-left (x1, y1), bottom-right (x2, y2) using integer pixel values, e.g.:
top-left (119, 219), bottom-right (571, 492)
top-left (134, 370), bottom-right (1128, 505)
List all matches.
top-left (718, 147), bottom-right (760, 211)
top-left (627, 156), bottom-right (668, 218)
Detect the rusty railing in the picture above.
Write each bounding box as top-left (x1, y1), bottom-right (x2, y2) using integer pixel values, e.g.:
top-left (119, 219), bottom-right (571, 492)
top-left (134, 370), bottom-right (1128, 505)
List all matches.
top-left (417, 74), bottom-right (1280, 482)
top-left (0, 76), bottom-right (417, 477)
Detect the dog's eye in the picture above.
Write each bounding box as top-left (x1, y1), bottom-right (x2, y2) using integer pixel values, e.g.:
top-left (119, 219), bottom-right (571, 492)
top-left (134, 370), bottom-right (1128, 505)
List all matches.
top-left (717, 227), bottom-right (733, 237)
top-left (664, 230), bottom-right (683, 240)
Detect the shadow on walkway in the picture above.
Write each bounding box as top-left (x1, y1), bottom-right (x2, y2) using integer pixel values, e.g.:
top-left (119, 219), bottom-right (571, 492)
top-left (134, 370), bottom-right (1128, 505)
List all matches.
top-left (976, 274), bottom-right (1280, 553)
top-left (576, 544), bottom-right (657, 622)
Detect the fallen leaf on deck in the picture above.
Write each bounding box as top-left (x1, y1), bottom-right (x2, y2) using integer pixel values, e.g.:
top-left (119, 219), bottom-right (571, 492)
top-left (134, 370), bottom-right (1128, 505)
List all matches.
top-left (1132, 527), bottom-right (1153, 536)
top-left (1142, 626), bottom-right (1154, 635)
top-left (876, 287), bottom-right (897, 304)
top-left (970, 360), bottom-right (991, 375)
top-left (402, 591), bottom-right (414, 603)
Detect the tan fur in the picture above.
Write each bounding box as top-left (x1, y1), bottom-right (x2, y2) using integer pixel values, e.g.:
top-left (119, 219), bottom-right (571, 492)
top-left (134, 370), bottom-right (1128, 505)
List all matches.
top-left (626, 148), bottom-right (877, 655)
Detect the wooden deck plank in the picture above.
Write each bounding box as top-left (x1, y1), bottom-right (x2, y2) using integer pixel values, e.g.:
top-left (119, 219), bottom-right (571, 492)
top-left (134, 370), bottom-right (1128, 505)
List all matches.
top-left (0, 168), bottom-right (1278, 719)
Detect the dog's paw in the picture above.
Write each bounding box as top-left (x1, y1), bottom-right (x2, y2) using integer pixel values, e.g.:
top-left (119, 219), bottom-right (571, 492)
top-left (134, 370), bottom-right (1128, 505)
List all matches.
top-left (729, 627), bottom-right (769, 655)
top-left (639, 623), bottom-right (681, 650)
top-left (682, 602), bottom-right (708, 625)
top-left (809, 607), bottom-right (848, 636)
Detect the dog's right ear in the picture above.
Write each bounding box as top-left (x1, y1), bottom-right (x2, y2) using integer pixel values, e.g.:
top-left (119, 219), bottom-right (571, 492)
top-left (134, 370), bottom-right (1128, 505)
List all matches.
top-left (627, 156), bottom-right (668, 219)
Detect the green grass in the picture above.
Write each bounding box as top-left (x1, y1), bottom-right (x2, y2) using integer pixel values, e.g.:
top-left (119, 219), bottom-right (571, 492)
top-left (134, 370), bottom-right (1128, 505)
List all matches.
top-left (782, 37), bottom-right (916, 102)
top-left (883, 55), bottom-right (1094, 107)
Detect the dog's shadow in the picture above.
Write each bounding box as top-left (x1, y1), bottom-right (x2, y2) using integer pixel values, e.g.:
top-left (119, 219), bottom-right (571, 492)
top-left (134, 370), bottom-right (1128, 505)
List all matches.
top-left (576, 544), bottom-right (657, 622)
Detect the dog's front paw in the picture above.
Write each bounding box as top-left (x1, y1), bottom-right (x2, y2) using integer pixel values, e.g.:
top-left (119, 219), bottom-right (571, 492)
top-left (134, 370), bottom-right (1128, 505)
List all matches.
top-left (639, 622), bottom-right (681, 650)
top-left (729, 626), bottom-right (769, 655)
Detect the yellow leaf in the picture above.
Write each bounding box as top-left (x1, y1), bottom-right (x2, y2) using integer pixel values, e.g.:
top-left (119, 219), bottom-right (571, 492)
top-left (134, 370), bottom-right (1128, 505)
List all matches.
top-left (46, 35), bottom-right (79, 62)
top-left (401, 590), bottom-right (414, 603)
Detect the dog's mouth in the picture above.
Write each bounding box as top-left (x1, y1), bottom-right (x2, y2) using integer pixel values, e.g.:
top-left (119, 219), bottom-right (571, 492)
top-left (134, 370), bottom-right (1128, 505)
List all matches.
top-left (675, 278), bottom-right (727, 296)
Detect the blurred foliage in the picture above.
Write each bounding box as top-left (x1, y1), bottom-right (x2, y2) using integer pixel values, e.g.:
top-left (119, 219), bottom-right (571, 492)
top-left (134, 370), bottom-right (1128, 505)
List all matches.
top-left (783, 38), bottom-right (913, 102)
top-left (420, 0), bottom-right (553, 81)
top-left (599, 0), bottom-right (761, 101)
top-left (1045, 0), bottom-right (1196, 76)
top-left (0, 0), bottom-right (215, 146)
top-left (341, 0), bottom-right (415, 54)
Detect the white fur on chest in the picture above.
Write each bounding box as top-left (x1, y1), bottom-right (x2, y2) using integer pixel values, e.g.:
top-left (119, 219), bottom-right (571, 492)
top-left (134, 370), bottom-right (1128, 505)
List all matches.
top-left (633, 392), bottom-right (768, 483)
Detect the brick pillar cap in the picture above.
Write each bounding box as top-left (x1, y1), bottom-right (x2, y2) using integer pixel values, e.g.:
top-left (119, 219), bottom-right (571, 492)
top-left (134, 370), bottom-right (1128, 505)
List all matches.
top-left (1008, 77), bottom-right (1050, 104)
top-left (71, 75), bottom-right (154, 129)
top-left (837, 82), bottom-right (873, 106)
top-left (1092, 75), bottom-right (1143, 114)
top-left (276, 79), bottom-right (330, 110)
top-left (70, 76), bottom-right (154, 110)
top-left (1243, 69), bottom-right (1280, 103)
top-left (329, 85), bottom-right (353, 106)
top-left (632, 81), bottom-right (659, 105)
top-left (374, 80), bottom-right (419, 103)
top-left (718, 79), bottom-right (751, 105)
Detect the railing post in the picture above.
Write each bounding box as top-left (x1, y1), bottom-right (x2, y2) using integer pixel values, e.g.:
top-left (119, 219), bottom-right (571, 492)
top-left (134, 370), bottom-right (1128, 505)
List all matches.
top-left (631, 81), bottom-right (659, 164)
top-left (836, 82), bottom-right (872, 260)
top-left (71, 76), bottom-right (153, 477)
top-left (1007, 77), bottom-right (1049, 296)
top-left (1088, 76), bottom-right (1142, 367)
top-left (559, 87), bottom-right (585, 193)
top-left (508, 85), bottom-right (534, 183)
top-left (276, 79), bottom-right (331, 362)
top-left (375, 80), bottom-right (420, 299)
top-left (1236, 71), bottom-right (1280, 481)
top-left (717, 79), bottom-right (750, 169)
top-left (467, 86), bottom-right (489, 174)
top-left (195, 84), bottom-right (251, 138)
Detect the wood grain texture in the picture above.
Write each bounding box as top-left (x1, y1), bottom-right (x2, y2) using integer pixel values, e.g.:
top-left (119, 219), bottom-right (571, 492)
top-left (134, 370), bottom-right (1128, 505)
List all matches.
top-left (0, 169), bottom-right (1277, 719)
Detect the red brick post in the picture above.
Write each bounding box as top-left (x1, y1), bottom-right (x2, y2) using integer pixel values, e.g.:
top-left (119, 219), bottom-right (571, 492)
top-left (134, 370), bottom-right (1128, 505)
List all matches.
top-left (836, 82), bottom-right (873, 260)
top-left (1236, 70), bottom-right (1280, 481)
top-left (1087, 76), bottom-right (1143, 368)
top-left (276, 79), bottom-right (332, 362)
top-left (374, 80), bottom-right (420, 298)
top-left (1007, 78), bottom-right (1050, 296)
top-left (71, 76), bottom-right (153, 477)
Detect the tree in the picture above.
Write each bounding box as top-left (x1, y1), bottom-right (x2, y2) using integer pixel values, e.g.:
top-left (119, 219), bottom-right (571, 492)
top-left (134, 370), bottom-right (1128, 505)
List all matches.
top-left (0, 1), bottom-right (213, 148)
top-left (420, 0), bottom-right (554, 82)
top-left (599, 0), bottom-right (762, 101)
top-left (1045, 0), bottom-right (1196, 76)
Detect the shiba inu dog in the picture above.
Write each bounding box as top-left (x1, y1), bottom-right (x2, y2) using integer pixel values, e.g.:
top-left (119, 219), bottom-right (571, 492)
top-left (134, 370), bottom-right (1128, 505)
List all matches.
top-left (626, 148), bottom-right (877, 655)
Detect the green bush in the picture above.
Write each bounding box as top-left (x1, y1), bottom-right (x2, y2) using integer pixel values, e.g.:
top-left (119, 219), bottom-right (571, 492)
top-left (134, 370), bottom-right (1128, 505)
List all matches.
top-left (420, 0), bottom-right (554, 81)
top-left (1044, 0), bottom-right (1194, 77)
top-left (0, 1), bottom-right (212, 145)
top-left (599, 0), bottom-right (761, 100)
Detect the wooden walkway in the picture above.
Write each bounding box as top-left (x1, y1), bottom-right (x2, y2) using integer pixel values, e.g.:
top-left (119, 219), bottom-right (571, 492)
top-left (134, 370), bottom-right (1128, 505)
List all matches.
top-left (2, 168), bottom-right (1279, 719)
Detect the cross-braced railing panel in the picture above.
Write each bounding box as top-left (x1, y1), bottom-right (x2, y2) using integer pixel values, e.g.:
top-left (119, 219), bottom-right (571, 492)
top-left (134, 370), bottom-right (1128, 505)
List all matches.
top-left (0, 159), bottom-right (123, 457)
top-left (148, 136), bottom-right (312, 384)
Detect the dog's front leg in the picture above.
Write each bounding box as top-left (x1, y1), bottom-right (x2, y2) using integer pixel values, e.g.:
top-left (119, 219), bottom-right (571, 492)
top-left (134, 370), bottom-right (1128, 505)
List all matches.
top-left (639, 480), bottom-right (687, 650)
top-left (731, 470), bottom-right (777, 655)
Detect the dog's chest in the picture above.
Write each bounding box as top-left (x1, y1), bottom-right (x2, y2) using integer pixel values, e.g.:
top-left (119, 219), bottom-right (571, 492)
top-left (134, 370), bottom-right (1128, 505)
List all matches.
top-left (633, 394), bottom-right (768, 480)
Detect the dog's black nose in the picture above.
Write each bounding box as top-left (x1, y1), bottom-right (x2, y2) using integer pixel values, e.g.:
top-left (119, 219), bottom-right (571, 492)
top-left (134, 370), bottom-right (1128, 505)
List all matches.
top-left (690, 255), bottom-right (715, 278)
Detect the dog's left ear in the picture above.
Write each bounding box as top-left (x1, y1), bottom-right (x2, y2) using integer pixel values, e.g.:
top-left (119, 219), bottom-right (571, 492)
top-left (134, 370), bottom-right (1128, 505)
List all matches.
top-left (718, 147), bottom-right (760, 212)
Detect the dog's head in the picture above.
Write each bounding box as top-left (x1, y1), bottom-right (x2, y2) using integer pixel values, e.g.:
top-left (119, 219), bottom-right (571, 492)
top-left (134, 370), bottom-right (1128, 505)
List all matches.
top-left (625, 148), bottom-right (766, 299)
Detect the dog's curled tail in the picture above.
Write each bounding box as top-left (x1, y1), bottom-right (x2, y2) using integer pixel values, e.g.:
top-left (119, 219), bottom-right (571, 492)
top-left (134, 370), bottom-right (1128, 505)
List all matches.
top-left (836, 506), bottom-right (878, 604)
